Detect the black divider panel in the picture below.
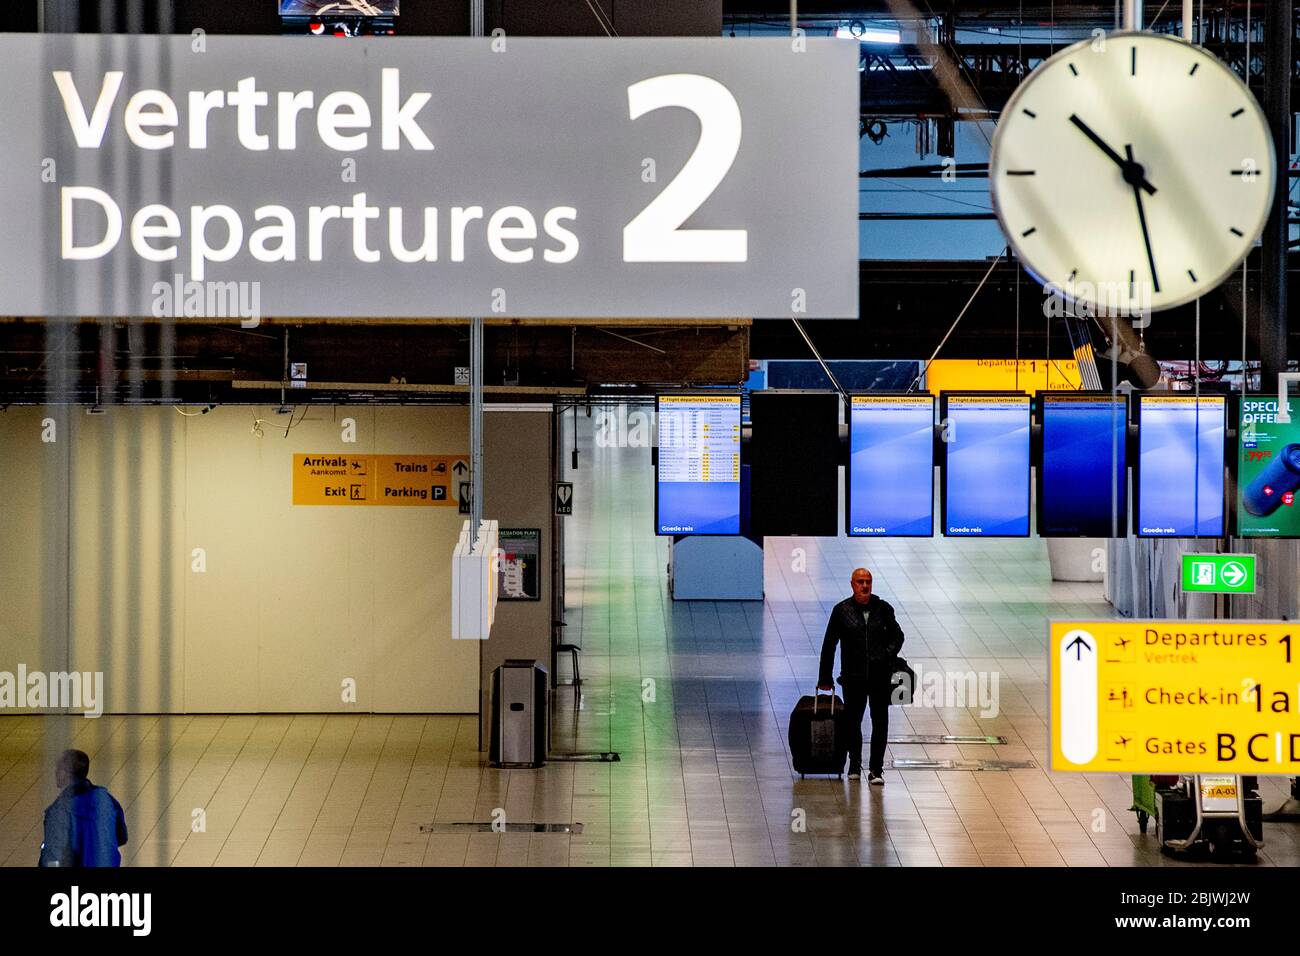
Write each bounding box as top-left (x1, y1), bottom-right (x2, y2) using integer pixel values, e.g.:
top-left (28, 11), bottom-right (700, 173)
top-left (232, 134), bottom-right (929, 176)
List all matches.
top-left (749, 391), bottom-right (840, 537)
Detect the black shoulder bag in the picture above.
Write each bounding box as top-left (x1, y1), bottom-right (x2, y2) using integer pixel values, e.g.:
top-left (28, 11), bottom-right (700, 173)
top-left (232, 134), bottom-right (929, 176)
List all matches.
top-left (889, 657), bottom-right (916, 706)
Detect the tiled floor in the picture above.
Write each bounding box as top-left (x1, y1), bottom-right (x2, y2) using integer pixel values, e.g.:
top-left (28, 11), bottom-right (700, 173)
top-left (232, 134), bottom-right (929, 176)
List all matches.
top-left (1, 407), bottom-right (1297, 866)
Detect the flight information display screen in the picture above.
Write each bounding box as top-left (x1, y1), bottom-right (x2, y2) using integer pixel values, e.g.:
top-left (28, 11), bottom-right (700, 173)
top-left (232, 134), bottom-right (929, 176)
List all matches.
top-left (941, 393), bottom-right (1031, 537)
top-left (1039, 393), bottom-right (1128, 537)
top-left (1135, 394), bottom-right (1225, 537)
top-left (655, 394), bottom-right (741, 535)
top-left (846, 394), bottom-right (934, 536)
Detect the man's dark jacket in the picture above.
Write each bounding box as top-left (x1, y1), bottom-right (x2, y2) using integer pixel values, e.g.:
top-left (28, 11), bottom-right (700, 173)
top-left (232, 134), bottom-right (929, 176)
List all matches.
top-left (818, 594), bottom-right (905, 687)
top-left (39, 778), bottom-right (128, 867)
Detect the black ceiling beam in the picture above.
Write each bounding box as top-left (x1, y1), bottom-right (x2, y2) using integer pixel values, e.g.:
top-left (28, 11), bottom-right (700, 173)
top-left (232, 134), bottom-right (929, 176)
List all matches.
top-left (860, 212), bottom-right (996, 219)
top-left (862, 163), bottom-right (1300, 177)
top-left (862, 163), bottom-right (988, 177)
top-left (0, 321), bottom-right (749, 403)
top-left (858, 36), bottom-right (1300, 117)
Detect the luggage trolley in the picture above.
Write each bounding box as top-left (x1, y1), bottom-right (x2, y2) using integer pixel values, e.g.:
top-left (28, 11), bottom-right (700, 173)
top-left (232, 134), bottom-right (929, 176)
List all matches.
top-left (1155, 774), bottom-right (1264, 862)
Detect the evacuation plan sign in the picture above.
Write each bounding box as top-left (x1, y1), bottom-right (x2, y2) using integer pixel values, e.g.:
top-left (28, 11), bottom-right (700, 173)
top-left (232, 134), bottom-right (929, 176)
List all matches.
top-left (1180, 553), bottom-right (1257, 594)
top-left (1049, 619), bottom-right (1300, 774)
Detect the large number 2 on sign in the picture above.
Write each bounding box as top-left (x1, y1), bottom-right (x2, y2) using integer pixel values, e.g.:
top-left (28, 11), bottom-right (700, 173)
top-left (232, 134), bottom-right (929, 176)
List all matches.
top-left (624, 74), bottom-right (747, 263)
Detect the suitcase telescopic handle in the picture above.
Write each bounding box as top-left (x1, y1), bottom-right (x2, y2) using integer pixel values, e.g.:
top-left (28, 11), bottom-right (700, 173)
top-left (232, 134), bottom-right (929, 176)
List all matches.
top-left (813, 691), bottom-right (835, 715)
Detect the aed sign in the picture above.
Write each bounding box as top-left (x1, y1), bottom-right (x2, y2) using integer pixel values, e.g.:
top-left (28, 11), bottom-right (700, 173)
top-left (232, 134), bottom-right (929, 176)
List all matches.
top-left (293, 453), bottom-right (466, 506)
top-left (0, 34), bottom-right (858, 319)
top-left (1050, 620), bottom-right (1300, 774)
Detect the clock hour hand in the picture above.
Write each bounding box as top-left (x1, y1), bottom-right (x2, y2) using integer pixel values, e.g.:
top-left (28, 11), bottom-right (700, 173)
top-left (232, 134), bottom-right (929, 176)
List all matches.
top-left (1125, 144), bottom-right (1161, 294)
top-left (1068, 114), bottom-right (1157, 196)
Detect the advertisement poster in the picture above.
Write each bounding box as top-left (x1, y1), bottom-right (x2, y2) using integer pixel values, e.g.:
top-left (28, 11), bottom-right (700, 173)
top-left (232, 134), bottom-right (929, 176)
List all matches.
top-left (1238, 396), bottom-right (1300, 537)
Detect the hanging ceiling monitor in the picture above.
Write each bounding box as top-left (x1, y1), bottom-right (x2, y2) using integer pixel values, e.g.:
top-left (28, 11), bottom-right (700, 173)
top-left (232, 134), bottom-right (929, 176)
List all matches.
top-left (280, 1), bottom-right (399, 13)
top-left (655, 393), bottom-right (741, 536)
top-left (1238, 395), bottom-right (1300, 538)
top-left (1037, 391), bottom-right (1129, 537)
top-left (940, 392), bottom-right (1031, 537)
top-left (280, 1), bottom-right (398, 35)
top-left (1134, 393), bottom-right (1226, 537)
top-left (846, 394), bottom-right (935, 537)
top-left (749, 391), bottom-right (840, 537)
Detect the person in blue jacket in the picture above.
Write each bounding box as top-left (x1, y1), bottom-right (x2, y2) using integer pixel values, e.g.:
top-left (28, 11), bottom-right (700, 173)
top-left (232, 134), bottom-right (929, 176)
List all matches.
top-left (39, 749), bottom-right (128, 867)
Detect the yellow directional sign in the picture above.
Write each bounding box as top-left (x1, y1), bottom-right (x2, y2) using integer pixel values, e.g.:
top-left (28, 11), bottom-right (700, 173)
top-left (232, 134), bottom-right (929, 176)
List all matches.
top-left (293, 453), bottom-right (467, 506)
top-left (925, 358), bottom-right (1081, 395)
top-left (1050, 620), bottom-right (1300, 774)
top-left (293, 453), bottom-right (372, 506)
top-left (372, 455), bottom-right (462, 505)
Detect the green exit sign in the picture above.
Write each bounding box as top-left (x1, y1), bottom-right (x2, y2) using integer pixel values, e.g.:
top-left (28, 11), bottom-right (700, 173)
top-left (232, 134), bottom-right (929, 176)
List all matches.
top-left (1181, 553), bottom-right (1257, 594)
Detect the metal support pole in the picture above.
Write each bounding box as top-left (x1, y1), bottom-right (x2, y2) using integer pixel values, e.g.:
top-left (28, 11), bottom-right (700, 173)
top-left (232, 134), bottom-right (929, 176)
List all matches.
top-left (1123, 0), bottom-right (1142, 31)
top-left (470, 317), bottom-right (483, 529)
top-left (790, 0), bottom-right (797, 35)
top-left (1261, 0), bottom-right (1291, 392)
top-left (1183, 0), bottom-right (1194, 41)
top-left (908, 248), bottom-right (1008, 391)
top-left (1263, 0), bottom-right (1299, 822)
top-left (469, 0), bottom-right (485, 531)
top-left (470, 0), bottom-right (486, 752)
top-left (790, 318), bottom-right (848, 409)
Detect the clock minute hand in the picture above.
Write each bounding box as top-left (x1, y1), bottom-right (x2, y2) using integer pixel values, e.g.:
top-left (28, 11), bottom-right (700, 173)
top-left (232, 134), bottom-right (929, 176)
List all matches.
top-left (1125, 144), bottom-right (1161, 294)
top-left (1068, 114), bottom-right (1156, 196)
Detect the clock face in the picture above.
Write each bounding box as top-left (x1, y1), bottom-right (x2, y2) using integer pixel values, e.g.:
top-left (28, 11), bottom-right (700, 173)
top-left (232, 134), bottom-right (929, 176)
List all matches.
top-left (990, 32), bottom-right (1276, 315)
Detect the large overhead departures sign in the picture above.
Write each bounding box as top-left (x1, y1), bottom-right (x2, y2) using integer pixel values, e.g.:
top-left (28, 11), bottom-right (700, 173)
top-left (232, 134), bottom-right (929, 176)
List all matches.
top-left (0, 34), bottom-right (858, 319)
top-left (1050, 620), bottom-right (1300, 774)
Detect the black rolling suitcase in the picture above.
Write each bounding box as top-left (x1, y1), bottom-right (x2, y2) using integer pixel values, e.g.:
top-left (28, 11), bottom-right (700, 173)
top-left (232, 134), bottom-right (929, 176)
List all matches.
top-left (789, 691), bottom-right (847, 777)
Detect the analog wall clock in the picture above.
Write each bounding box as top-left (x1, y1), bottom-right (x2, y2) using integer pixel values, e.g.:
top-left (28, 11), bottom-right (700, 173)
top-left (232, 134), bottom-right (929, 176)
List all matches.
top-left (989, 31), bottom-right (1276, 315)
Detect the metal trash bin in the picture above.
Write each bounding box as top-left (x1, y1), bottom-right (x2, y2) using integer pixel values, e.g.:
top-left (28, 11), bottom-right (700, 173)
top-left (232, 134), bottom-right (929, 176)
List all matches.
top-left (489, 659), bottom-right (549, 768)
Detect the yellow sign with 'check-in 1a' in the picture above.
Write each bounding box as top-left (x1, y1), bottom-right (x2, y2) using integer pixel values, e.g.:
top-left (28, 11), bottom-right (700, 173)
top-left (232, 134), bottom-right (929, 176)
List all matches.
top-left (1050, 620), bottom-right (1300, 774)
top-left (293, 453), bottom-right (467, 506)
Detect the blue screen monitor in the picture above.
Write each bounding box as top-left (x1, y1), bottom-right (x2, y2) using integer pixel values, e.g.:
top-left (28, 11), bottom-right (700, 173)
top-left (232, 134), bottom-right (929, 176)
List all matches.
top-left (1135, 394), bottom-right (1226, 537)
top-left (941, 392), bottom-right (1031, 537)
top-left (1038, 392), bottom-right (1129, 537)
top-left (846, 394), bottom-right (935, 536)
top-left (655, 394), bottom-right (741, 536)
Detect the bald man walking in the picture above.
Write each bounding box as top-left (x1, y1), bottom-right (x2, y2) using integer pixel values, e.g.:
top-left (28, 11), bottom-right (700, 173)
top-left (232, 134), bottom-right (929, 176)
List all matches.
top-left (817, 568), bottom-right (905, 784)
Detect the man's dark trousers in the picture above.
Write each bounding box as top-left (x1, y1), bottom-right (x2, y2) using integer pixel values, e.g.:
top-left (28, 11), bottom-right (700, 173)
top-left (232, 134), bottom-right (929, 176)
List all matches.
top-left (841, 673), bottom-right (892, 775)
